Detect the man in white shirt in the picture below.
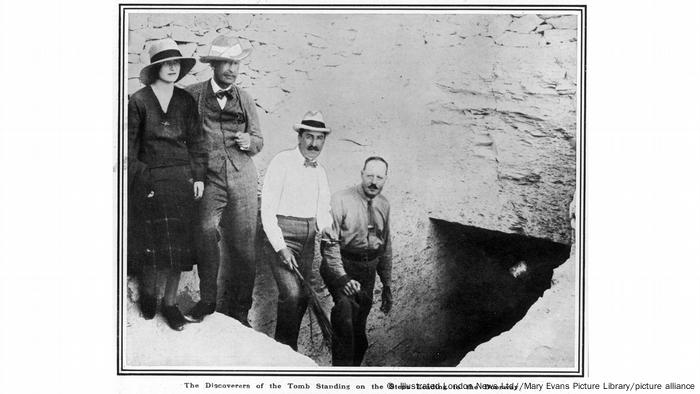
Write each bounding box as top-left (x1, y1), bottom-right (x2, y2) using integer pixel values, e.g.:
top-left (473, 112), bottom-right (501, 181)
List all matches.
top-left (261, 110), bottom-right (343, 350)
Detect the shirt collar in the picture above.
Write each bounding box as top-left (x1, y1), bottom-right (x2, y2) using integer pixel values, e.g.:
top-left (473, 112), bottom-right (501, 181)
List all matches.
top-left (355, 184), bottom-right (372, 201)
top-left (295, 146), bottom-right (319, 165)
top-left (210, 78), bottom-right (231, 94)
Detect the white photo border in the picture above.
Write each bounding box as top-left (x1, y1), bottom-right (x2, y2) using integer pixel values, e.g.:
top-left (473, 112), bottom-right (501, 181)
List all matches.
top-left (116, 3), bottom-right (587, 377)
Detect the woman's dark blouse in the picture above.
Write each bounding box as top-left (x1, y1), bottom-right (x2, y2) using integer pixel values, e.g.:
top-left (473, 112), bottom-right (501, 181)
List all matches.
top-left (128, 86), bottom-right (207, 184)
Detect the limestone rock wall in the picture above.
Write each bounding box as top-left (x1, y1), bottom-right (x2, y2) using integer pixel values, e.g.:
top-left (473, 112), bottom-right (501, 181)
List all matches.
top-left (127, 12), bottom-right (577, 243)
top-left (127, 12), bottom-right (578, 367)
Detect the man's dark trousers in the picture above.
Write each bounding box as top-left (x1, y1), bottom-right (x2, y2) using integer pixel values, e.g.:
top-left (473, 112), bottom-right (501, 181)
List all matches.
top-left (197, 158), bottom-right (257, 322)
top-left (329, 256), bottom-right (378, 366)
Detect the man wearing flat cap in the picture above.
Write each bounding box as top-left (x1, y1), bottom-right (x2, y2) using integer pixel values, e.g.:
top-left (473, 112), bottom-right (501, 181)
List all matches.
top-left (184, 35), bottom-right (262, 326)
top-left (261, 110), bottom-right (345, 350)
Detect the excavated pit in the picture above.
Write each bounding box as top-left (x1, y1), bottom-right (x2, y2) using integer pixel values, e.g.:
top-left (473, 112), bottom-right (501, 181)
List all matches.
top-left (129, 215), bottom-right (571, 367)
top-left (243, 217), bottom-right (571, 367)
top-left (387, 218), bottom-right (571, 366)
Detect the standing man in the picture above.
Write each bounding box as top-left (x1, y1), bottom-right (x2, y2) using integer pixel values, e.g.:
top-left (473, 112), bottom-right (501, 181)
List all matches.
top-left (184, 35), bottom-right (263, 326)
top-left (320, 156), bottom-right (393, 366)
top-left (261, 110), bottom-right (343, 350)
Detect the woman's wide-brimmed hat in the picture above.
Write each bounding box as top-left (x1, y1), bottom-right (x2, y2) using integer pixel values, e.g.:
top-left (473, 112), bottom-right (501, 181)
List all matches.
top-left (139, 38), bottom-right (196, 84)
top-left (200, 35), bottom-right (252, 63)
top-left (293, 110), bottom-right (331, 134)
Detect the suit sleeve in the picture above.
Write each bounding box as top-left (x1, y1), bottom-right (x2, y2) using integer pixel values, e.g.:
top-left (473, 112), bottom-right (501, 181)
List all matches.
top-left (185, 96), bottom-right (208, 182)
top-left (376, 205), bottom-right (392, 288)
top-left (240, 89), bottom-right (264, 155)
top-left (183, 82), bottom-right (200, 101)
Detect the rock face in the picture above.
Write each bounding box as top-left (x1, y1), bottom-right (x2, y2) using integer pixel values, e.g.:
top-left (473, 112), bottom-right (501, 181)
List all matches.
top-left (126, 12), bottom-right (578, 367)
top-left (124, 279), bottom-right (317, 368)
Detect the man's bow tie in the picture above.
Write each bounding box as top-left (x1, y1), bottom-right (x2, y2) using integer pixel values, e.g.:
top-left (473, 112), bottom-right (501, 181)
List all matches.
top-left (303, 158), bottom-right (318, 168)
top-left (215, 88), bottom-right (234, 100)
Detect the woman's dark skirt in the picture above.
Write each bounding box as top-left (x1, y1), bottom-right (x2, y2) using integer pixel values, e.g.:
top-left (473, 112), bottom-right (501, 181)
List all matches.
top-left (128, 164), bottom-right (196, 272)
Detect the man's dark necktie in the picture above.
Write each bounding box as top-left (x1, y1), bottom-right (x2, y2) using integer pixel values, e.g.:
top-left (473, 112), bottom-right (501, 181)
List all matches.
top-left (303, 158), bottom-right (318, 168)
top-left (215, 88), bottom-right (234, 100)
top-left (367, 198), bottom-right (377, 237)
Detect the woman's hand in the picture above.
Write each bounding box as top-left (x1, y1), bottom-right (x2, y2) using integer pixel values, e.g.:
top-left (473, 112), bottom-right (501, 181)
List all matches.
top-left (193, 181), bottom-right (204, 200)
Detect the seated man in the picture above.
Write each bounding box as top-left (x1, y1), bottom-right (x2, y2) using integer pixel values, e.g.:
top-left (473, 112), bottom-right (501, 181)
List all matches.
top-left (321, 156), bottom-right (393, 366)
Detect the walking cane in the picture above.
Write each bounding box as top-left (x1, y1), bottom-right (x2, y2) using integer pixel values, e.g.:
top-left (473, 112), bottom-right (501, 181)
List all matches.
top-left (290, 265), bottom-right (336, 345)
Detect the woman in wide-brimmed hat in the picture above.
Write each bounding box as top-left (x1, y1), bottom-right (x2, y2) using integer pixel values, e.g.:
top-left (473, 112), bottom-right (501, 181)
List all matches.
top-left (127, 38), bottom-right (208, 331)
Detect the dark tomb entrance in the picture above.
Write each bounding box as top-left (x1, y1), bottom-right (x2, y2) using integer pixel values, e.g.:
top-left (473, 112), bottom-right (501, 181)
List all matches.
top-left (360, 218), bottom-right (571, 367)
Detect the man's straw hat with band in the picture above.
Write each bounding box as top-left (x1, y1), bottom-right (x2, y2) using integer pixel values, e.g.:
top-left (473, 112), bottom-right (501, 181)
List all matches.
top-left (200, 35), bottom-right (252, 63)
top-left (139, 38), bottom-right (196, 85)
top-left (293, 111), bottom-right (331, 134)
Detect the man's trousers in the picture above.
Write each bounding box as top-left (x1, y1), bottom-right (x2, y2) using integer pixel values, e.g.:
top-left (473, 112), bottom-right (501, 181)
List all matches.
top-left (268, 216), bottom-right (316, 350)
top-left (329, 256), bottom-right (378, 366)
top-left (196, 159), bottom-right (258, 321)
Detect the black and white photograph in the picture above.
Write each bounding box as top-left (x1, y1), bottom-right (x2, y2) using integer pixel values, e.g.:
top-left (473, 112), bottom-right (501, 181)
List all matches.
top-left (1, 1), bottom-right (700, 393)
top-left (118, 5), bottom-right (583, 374)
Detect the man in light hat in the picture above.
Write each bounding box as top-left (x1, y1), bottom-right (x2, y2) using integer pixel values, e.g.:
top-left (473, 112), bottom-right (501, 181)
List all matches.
top-left (261, 110), bottom-right (346, 350)
top-left (184, 35), bottom-right (262, 326)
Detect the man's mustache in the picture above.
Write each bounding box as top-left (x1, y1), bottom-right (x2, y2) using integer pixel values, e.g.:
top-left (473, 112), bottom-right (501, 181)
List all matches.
top-left (306, 146), bottom-right (320, 151)
top-left (368, 184), bottom-right (378, 190)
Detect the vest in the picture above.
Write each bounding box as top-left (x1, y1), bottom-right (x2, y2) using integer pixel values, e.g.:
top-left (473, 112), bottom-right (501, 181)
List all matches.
top-left (193, 81), bottom-right (251, 172)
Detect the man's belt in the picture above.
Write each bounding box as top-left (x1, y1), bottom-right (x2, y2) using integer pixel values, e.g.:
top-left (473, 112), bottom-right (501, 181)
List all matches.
top-left (341, 249), bottom-right (380, 262)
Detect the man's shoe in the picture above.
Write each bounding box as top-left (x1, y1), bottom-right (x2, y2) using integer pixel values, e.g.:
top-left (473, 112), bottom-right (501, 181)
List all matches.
top-left (162, 304), bottom-right (187, 331)
top-left (139, 294), bottom-right (157, 320)
top-left (232, 310), bottom-right (251, 328)
top-left (238, 318), bottom-right (252, 328)
top-left (184, 301), bottom-right (216, 323)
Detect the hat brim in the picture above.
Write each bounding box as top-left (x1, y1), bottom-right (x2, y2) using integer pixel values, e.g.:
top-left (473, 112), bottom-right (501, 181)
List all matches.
top-left (293, 124), bottom-right (331, 134)
top-left (200, 48), bottom-right (252, 63)
top-left (139, 57), bottom-right (196, 85)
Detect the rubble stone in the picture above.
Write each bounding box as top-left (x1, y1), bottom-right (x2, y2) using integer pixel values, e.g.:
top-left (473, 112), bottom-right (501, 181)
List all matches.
top-left (140, 27), bottom-right (168, 40)
top-left (495, 31), bottom-right (544, 48)
top-left (169, 25), bottom-right (198, 43)
top-left (543, 29), bottom-right (578, 44)
top-left (486, 14), bottom-right (512, 37)
top-left (148, 14), bottom-right (173, 28)
top-left (548, 15), bottom-right (578, 30)
top-left (508, 14), bottom-right (543, 33)
top-left (127, 79), bottom-right (143, 96)
top-left (128, 31), bottom-right (145, 53)
top-left (127, 63), bottom-right (145, 79)
top-left (175, 74), bottom-right (198, 88)
top-left (128, 13), bottom-right (149, 30)
top-left (536, 23), bottom-right (554, 33)
top-left (178, 42), bottom-right (197, 57)
top-left (196, 30), bottom-right (219, 45)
